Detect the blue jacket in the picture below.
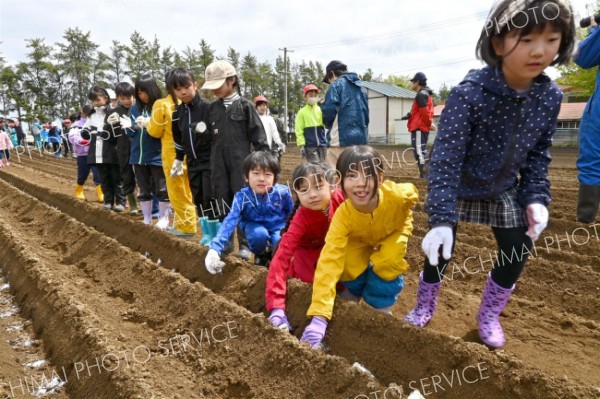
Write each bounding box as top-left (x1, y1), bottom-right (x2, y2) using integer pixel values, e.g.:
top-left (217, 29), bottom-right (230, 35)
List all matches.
top-left (210, 184), bottom-right (294, 255)
top-left (426, 66), bottom-right (562, 226)
top-left (125, 106), bottom-right (162, 166)
top-left (575, 26), bottom-right (600, 186)
top-left (322, 72), bottom-right (369, 147)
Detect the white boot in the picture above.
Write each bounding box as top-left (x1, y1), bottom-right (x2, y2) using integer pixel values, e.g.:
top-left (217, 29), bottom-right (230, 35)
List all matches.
top-left (155, 202), bottom-right (171, 230)
top-left (140, 201), bottom-right (153, 225)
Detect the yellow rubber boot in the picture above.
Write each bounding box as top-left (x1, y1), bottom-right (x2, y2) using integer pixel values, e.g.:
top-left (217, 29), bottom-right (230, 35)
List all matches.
top-left (96, 185), bottom-right (105, 203)
top-left (75, 184), bottom-right (86, 200)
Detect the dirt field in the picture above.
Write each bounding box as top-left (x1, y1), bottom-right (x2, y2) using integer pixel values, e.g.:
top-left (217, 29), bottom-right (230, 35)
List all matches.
top-left (0, 145), bottom-right (598, 399)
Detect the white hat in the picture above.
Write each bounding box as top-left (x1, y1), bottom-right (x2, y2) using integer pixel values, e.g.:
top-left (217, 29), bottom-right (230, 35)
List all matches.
top-left (201, 60), bottom-right (237, 90)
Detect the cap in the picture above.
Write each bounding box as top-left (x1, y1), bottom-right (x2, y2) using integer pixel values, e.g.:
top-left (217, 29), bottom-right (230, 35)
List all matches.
top-left (201, 60), bottom-right (237, 90)
top-left (303, 84), bottom-right (320, 95)
top-left (254, 95), bottom-right (268, 105)
top-left (322, 60), bottom-right (347, 83)
top-left (106, 88), bottom-right (116, 100)
top-left (410, 72), bottom-right (427, 83)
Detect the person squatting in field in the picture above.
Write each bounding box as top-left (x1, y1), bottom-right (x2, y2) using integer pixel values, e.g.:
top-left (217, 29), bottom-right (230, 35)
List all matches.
top-left (301, 146), bottom-right (418, 349)
top-left (200, 60), bottom-right (270, 260)
top-left (265, 162), bottom-right (345, 331)
top-left (204, 151), bottom-right (294, 272)
top-left (403, 0), bottom-right (576, 349)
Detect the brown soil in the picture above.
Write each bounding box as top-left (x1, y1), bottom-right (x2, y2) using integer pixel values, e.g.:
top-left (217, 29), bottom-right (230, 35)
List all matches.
top-left (0, 146), bottom-right (598, 399)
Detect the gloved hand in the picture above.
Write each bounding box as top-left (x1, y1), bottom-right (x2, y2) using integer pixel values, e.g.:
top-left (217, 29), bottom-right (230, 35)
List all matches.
top-left (422, 226), bottom-right (453, 266)
top-left (80, 139), bottom-right (89, 146)
top-left (195, 121), bottom-right (207, 133)
top-left (107, 112), bottom-right (120, 125)
top-left (300, 316), bottom-right (327, 349)
top-left (136, 116), bottom-right (149, 128)
top-left (525, 203), bottom-right (548, 241)
top-left (268, 309), bottom-right (291, 331)
top-left (205, 249), bottom-right (225, 274)
top-left (170, 159), bottom-right (184, 177)
top-left (300, 146), bottom-right (306, 158)
top-left (119, 116), bottom-right (132, 130)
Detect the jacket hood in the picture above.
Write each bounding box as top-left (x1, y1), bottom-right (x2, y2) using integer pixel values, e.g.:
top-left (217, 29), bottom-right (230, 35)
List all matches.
top-left (462, 66), bottom-right (553, 99)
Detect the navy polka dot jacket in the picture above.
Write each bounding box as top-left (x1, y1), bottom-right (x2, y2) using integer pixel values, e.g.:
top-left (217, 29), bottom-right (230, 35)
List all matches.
top-left (425, 66), bottom-right (562, 227)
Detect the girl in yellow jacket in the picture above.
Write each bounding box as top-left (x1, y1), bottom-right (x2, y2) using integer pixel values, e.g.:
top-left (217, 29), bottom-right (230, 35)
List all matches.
top-left (300, 145), bottom-right (418, 349)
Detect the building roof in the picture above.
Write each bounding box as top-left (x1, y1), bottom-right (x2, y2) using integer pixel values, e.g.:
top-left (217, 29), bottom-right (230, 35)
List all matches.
top-left (362, 81), bottom-right (415, 99)
top-left (433, 102), bottom-right (587, 121)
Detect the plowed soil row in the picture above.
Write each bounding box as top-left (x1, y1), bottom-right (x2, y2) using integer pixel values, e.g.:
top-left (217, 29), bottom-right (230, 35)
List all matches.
top-left (0, 145), bottom-right (598, 398)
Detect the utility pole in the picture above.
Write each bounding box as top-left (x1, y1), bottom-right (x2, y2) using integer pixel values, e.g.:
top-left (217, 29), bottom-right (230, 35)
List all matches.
top-left (278, 47), bottom-right (294, 138)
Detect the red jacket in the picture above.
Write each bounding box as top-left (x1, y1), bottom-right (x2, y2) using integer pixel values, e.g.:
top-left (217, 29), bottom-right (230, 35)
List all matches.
top-left (407, 87), bottom-right (434, 133)
top-left (265, 189), bottom-right (345, 311)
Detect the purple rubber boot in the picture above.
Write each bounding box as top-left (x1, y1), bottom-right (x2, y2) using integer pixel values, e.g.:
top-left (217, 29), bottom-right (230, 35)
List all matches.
top-left (403, 272), bottom-right (442, 327)
top-left (477, 273), bottom-right (515, 349)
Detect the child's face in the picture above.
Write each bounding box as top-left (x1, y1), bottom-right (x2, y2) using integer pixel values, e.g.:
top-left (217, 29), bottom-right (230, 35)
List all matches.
top-left (91, 96), bottom-right (108, 107)
top-left (492, 25), bottom-right (562, 90)
top-left (295, 175), bottom-right (332, 211)
top-left (343, 165), bottom-right (383, 213)
top-left (117, 95), bottom-right (134, 109)
top-left (213, 79), bottom-right (234, 99)
top-left (247, 167), bottom-right (275, 195)
top-left (174, 82), bottom-right (197, 104)
top-left (138, 90), bottom-right (149, 104)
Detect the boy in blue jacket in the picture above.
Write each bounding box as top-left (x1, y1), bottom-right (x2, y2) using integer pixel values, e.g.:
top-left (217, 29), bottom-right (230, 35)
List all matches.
top-left (204, 151), bottom-right (294, 272)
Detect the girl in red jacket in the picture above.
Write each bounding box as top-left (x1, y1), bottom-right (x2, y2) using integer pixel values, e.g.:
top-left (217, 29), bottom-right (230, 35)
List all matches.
top-left (265, 162), bottom-right (344, 331)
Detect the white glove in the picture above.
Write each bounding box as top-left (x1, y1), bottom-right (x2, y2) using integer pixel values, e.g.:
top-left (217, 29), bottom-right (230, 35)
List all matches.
top-left (422, 226), bottom-right (453, 266)
top-left (525, 203), bottom-right (548, 242)
top-left (170, 159), bottom-right (184, 177)
top-left (205, 249), bottom-right (225, 274)
top-left (136, 116), bottom-right (149, 128)
top-left (107, 112), bottom-right (120, 125)
top-left (195, 121), bottom-right (208, 133)
top-left (119, 116), bottom-right (132, 129)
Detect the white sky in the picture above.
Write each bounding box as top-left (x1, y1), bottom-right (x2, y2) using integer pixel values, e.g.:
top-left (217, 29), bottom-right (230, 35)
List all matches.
top-left (0, 0), bottom-right (595, 91)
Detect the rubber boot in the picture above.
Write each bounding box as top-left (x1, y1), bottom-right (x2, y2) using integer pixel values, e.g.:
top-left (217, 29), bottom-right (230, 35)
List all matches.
top-left (96, 185), bottom-right (104, 203)
top-left (204, 220), bottom-right (221, 247)
top-left (127, 193), bottom-right (139, 216)
top-left (403, 272), bottom-right (442, 327)
top-left (74, 184), bottom-right (86, 200)
top-left (477, 273), bottom-right (514, 349)
top-left (140, 201), bottom-right (153, 225)
top-left (198, 217), bottom-right (211, 246)
top-left (155, 202), bottom-right (170, 230)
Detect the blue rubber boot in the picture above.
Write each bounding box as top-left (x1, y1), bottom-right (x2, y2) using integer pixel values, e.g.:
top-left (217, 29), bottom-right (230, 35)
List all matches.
top-left (198, 217), bottom-right (210, 246)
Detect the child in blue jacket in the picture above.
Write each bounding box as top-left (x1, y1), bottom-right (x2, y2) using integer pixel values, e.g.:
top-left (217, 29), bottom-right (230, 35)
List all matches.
top-left (403, 0), bottom-right (576, 350)
top-left (204, 151), bottom-right (294, 272)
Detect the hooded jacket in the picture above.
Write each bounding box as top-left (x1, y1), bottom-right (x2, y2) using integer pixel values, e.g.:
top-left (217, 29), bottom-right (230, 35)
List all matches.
top-left (322, 72), bottom-right (369, 147)
top-left (407, 86), bottom-right (434, 133)
top-left (425, 66), bottom-right (562, 227)
top-left (575, 26), bottom-right (600, 186)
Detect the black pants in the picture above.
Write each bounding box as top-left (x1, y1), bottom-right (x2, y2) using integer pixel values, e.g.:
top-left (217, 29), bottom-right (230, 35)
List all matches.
top-left (96, 163), bottom-right (125, 206)
top-left (577, 184), bottom-right (600, 223)
top-left (187, 158), bottom-right (214, 219)
top-left (134, 164), bottom-right (168, 202)
top-left (422, 226), bottom-right (533, 289)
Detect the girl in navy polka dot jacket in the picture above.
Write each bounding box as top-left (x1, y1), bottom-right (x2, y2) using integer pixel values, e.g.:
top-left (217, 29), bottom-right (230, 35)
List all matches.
top-left (404, 0), bottom-right (576, 349)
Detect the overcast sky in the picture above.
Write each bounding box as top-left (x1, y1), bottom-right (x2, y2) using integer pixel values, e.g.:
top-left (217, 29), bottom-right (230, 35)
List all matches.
top-left (0, 0), bottom-right (595, 91)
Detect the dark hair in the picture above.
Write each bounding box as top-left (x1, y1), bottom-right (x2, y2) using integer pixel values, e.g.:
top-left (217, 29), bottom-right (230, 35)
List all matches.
top-left (337, 145), bottom-right (384, 200)
top-left (134, 75), bottom-right (163, 112)
top-left (88, 86), bottom-right (110, 102)
top-left (242, 151), bottom-right (280, 184)
top-left (114, 82), bottom-right (135, 97)
top-left (476, 0), bottom-right (576, 67)
top-left (167, 68), bottom-right (196, 91)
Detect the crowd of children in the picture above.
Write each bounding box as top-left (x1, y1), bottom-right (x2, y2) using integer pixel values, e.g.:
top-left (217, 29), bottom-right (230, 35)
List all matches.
top-left (0, 0), bottom-right (585, 353)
